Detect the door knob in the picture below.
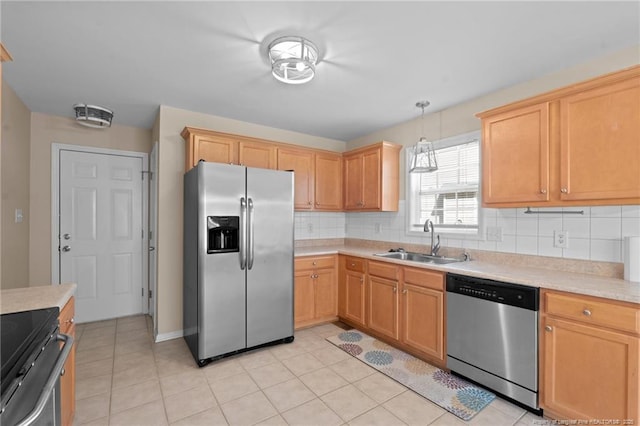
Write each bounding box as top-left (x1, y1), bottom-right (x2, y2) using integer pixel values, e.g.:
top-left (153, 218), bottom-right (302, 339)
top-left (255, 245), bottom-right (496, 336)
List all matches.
top-left (62, 245), bottom-right (71, 252)
top-left (63, 233), bottom-right (71, 240)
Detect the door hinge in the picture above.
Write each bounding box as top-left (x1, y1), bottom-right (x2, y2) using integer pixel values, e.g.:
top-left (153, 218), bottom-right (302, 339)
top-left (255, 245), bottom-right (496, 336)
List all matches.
top-left (141, 170), bottom-right (152, 180)
top-left (142, 288), bottom-right (144, 297)
top-left (149, 230), bottom-right (153, 240)
top-left (148, 289), bottom-right (152, 299)
top-left (142, 229), bottom-right (144, 239)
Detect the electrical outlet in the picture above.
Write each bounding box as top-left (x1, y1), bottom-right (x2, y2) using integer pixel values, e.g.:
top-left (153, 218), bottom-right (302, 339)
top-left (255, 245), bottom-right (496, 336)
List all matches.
top-left (486, 226), bottom-right (503, 242)
top-left (306, 223), bottom-right (314, 233)
top-left (374, 223), bottom-right (382, 234)
top-left (554, 230), bottom-right (569, 248)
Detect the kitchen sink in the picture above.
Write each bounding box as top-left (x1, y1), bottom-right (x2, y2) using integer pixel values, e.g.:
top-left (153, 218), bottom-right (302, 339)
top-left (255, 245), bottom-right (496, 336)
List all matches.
top-left (373, 251), bottom-right (463, 264)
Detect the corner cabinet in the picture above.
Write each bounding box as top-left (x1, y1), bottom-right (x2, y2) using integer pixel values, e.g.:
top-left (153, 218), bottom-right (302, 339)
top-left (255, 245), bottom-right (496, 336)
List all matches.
top-left (540, 290), bottom-right (639, 422)
top-left (343, 142), bottom-right (401, 211)
top-left (59, 297), bottom-right (76, 426)
top-left (478, 65), bottom-right (640, 207)
top-left (294, 255), bottom-right (338, 329)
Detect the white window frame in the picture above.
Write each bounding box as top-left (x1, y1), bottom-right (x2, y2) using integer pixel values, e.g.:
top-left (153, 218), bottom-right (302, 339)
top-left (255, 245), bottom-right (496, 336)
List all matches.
top-left (405, 130), bottom-right (484, 239)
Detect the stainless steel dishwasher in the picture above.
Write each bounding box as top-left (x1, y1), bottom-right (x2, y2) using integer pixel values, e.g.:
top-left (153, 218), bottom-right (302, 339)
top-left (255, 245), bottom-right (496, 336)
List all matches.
top-left (446, 273), bottom-right (540, 413)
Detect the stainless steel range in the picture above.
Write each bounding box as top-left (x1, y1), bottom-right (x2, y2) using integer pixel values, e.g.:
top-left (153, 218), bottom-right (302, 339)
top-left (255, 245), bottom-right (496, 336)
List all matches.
top-left (446, 273), bottom-right (541, 413)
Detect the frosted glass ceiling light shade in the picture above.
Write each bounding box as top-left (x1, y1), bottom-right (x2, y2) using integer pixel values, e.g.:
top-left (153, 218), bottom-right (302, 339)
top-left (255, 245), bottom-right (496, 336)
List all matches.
top-left (268, 36), bottom-right (318, 85)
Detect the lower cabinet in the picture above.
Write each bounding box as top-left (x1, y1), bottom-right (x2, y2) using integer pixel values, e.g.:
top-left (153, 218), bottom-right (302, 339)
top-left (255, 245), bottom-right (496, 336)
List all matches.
top-left (541, 290), bottom-right (639, 422)
top-left (400, 267), bottom-right (445, 363)
top-left (367, 261), bottom-right (400, 340)
top-left (339, 256), bottom-right (367, 327)
top-left (294, 255), bottom-right (337, 329)
top-left (59, 297), bottom-right (76, 426)
top-left (338, 255), bottom-right (446, 367)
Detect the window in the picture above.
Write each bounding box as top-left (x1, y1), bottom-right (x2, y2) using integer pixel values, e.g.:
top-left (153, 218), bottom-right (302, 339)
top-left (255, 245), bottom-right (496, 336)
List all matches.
top-left (406, 131), bottom-right (480, 236)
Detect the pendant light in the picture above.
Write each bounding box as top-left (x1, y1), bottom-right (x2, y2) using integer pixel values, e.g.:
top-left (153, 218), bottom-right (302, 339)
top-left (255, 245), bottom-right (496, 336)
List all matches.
top-left (409, 101), bottom-right (438, 173)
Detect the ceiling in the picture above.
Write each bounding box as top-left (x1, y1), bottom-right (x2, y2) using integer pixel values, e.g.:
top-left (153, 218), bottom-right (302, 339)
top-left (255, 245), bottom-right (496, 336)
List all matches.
top-left (1, 1), bottom-right (638, 141)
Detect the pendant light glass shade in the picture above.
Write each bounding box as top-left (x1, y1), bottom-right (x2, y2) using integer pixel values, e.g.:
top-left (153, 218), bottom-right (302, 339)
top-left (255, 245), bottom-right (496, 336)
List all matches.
top-left (268, 36), bottom-right (318, 85)
top-left (409, 137), bottom-right (439, 173)
top-left (410, 101), bottom-right (438, 173)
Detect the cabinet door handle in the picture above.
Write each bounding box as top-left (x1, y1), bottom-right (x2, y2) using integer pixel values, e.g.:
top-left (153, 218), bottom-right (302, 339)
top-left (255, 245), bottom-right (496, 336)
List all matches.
top-left (308, 201), bottom-right (312, 205)
top-left (393, 287), bottom-right (397, 293)
top-left (66, 318), bottom-right (74, 324)
top-left (540, 189), bottom-right (547, 194)
top-left (312, 261), bottom-right (317, 265)
top-left (402, 289), bottom-right (407, 294)
top-left (560, 188), bottom-right (568, 193)
top-left (583, 309), bottom-right (592, 316)
top-left (545, 325), bottom-right (553, 332)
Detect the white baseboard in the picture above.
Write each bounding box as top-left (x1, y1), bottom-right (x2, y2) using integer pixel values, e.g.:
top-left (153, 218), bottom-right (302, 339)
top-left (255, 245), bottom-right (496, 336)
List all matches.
top-left (155, 329), bottom-right (183, 343)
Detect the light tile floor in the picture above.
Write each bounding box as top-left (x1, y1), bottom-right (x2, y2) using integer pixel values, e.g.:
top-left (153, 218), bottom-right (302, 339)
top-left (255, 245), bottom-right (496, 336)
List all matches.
top-left (74, 316), bottom-right (546, 426)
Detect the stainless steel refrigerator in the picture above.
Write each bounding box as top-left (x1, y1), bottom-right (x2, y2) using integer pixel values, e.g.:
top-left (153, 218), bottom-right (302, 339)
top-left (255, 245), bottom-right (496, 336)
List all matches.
top-left (183, 162), bottom-right (294, 366)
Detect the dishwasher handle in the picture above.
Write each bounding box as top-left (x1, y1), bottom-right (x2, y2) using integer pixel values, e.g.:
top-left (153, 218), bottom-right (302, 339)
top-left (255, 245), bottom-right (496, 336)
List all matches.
top-left (15, 333), bottom-right (74, 426)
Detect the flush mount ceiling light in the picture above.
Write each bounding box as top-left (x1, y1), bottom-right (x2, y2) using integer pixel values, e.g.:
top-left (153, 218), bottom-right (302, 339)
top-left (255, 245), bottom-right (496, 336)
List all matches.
top-left (73, 104), bottom-right (113, 129)
top-left (268, 36), bottom-right (318, 85)
top-left (409, 101), bottom-right (439, 173)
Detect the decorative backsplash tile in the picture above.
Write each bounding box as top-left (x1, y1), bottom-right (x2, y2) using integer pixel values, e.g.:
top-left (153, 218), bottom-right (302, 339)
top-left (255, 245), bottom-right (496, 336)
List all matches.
top-left (295, 202), bottom-right (640, 264)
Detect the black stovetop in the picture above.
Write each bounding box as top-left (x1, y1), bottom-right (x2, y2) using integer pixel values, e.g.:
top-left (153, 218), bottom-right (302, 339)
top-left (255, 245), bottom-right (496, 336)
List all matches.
top-left (0, 307), bottom-right (59, 396)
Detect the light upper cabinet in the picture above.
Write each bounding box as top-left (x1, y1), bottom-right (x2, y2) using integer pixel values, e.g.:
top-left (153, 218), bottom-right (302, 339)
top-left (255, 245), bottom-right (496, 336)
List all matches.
top-left (343, 141), bottom-right (401, 211)
top-left (277, 148), bottom-right (342, 211)
top-left (481, 103), bottom-right (550, 204)
top-left (314, 152), bottom-right (343, 211)
top-left (559, 77), bottom-right (640, 202)
top-left (277, 147), bottom-right (314, 210)
top-left (478, 65), bottom-right (640, 207)
top-left (182, 128), bottom-right (238, 171)
top-left (239, 141), bottom-right (277, 169)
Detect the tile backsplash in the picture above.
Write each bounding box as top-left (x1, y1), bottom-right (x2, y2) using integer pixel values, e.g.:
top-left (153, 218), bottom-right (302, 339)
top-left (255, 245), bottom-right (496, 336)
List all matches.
top-left (295, 203), bottom-right (640, 263)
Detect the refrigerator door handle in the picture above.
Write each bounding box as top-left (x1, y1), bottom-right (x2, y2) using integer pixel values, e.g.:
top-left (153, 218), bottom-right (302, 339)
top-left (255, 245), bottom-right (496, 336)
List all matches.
top-left (240, 197), bottom-right (247, 270)
top-left (248, 198), bottom-right (255, 270)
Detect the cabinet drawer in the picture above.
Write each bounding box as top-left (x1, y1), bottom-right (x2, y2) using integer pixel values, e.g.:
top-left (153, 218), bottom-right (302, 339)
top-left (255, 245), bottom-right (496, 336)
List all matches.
top-left (368, 261), bottom-right (399, 280)
top-left (59, 297), bottom-right (75, 335)
top-left (296, 255), bottom-right (335, 271)
top-left (344, 257), bottom-right (365, 273)
top-left (545, 291), bottom-right (640, 335)
top-left (404, 268), bottom-right (444, 291)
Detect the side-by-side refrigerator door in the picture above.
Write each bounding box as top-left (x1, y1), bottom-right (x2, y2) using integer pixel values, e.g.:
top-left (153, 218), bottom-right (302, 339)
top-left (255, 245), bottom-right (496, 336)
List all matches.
top-left (245, 168), bottom-right (294, 348)
top-left (198, 163), bottom-right (247, 359)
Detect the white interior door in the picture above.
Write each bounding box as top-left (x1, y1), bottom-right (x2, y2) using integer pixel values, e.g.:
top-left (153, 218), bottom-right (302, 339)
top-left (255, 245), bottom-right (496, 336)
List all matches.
top-left (59, 149), bottom-right (144, 323)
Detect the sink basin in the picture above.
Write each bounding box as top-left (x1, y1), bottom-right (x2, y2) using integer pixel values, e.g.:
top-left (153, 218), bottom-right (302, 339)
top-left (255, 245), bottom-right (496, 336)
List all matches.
top-left (373, 251), bottom-right (463, 265)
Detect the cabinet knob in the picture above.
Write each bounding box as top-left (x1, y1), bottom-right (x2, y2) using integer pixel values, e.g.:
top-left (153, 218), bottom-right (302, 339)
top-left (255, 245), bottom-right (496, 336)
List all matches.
top-left (540, 189), bottom-right (547, 194)
top-left (393, 287), bottom-right (397, 293)
top-left (545, 325), bottom-right (553, 332)
top-left (315, 202), bottom-right (320, 206)
top-left (359, 278), bottom-right (363, 283)
top-left (308, 201), bottom-right (312, 205)
top-left (402, 289), bottom-right (407, 294)
top-left (351, 263), bottom-right (355, 267)
top-left (312, 261), bottom-right (317, 265)
top-left (583, 309), bottom-right (592, 317)
top-left (67, 318), bottom-right (75, 324)
top-left (560, 188), bottom-right (568, 193)
top-left (60, 368), bottom-right (66, 377)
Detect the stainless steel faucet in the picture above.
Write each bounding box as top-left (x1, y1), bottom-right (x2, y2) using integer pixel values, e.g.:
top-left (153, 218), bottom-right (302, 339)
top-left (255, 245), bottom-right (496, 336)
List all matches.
top-left (423, 219), bottom-right (441, 256)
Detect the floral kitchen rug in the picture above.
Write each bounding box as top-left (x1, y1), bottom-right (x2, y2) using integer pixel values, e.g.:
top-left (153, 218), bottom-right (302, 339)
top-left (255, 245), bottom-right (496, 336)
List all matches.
top-left (326, 330), bottom-right (495, 421)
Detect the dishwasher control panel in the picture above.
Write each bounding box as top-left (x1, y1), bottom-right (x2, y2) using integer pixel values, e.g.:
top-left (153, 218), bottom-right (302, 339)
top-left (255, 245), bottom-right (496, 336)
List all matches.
top-left (446, 273), bottom-right (539, 311)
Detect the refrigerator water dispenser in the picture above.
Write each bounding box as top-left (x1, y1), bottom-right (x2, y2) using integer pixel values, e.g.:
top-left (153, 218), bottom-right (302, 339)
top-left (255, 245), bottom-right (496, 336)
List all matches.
top-left (207, 216), bottom-right (239, 253)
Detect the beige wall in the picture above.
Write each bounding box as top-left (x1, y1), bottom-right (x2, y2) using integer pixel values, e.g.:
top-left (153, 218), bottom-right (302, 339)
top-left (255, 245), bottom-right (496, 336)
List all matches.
top-left (28, 113), bottom-right (152, 286)
top-left (348, 44), bottom-right (640, 200)
top-left (1, 81), bottom-right (31, 289)
top-left (155, 105), bottom-right (346, 336)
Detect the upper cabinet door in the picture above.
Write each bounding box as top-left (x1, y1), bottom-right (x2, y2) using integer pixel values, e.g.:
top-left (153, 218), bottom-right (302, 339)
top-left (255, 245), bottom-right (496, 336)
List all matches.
top-left (344, 154), bottom-right (364, 210)
top-left (315, 153), bottom-right (342, 211)
top-left (560, 77), bottom-right (640, 202)
top-left (239, 141), bottom-right (277, 169)
top-left (277, 148), bottom-right (314, 210)
top-left (361, 149), bottom-right (382, 210)
top-left (481, 103), bottom-right (550, 205)
top-left (194, 135), bottom-right (238, 165)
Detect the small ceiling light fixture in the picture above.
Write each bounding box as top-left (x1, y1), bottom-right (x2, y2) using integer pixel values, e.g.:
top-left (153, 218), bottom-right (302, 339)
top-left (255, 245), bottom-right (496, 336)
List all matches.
top-left (268, 36), bottom-right (318, 85)
top-left (409, 101), bottom-right (439, 173)
top-left (73, 103), bottom-right (113, 129)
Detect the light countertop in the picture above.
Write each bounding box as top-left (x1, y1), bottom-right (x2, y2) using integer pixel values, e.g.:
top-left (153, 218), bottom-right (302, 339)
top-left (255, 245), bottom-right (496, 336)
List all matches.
top-left (296, 245), bottom-right (640, 305)
top-left (0, 283), bottom-right (77, 314)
